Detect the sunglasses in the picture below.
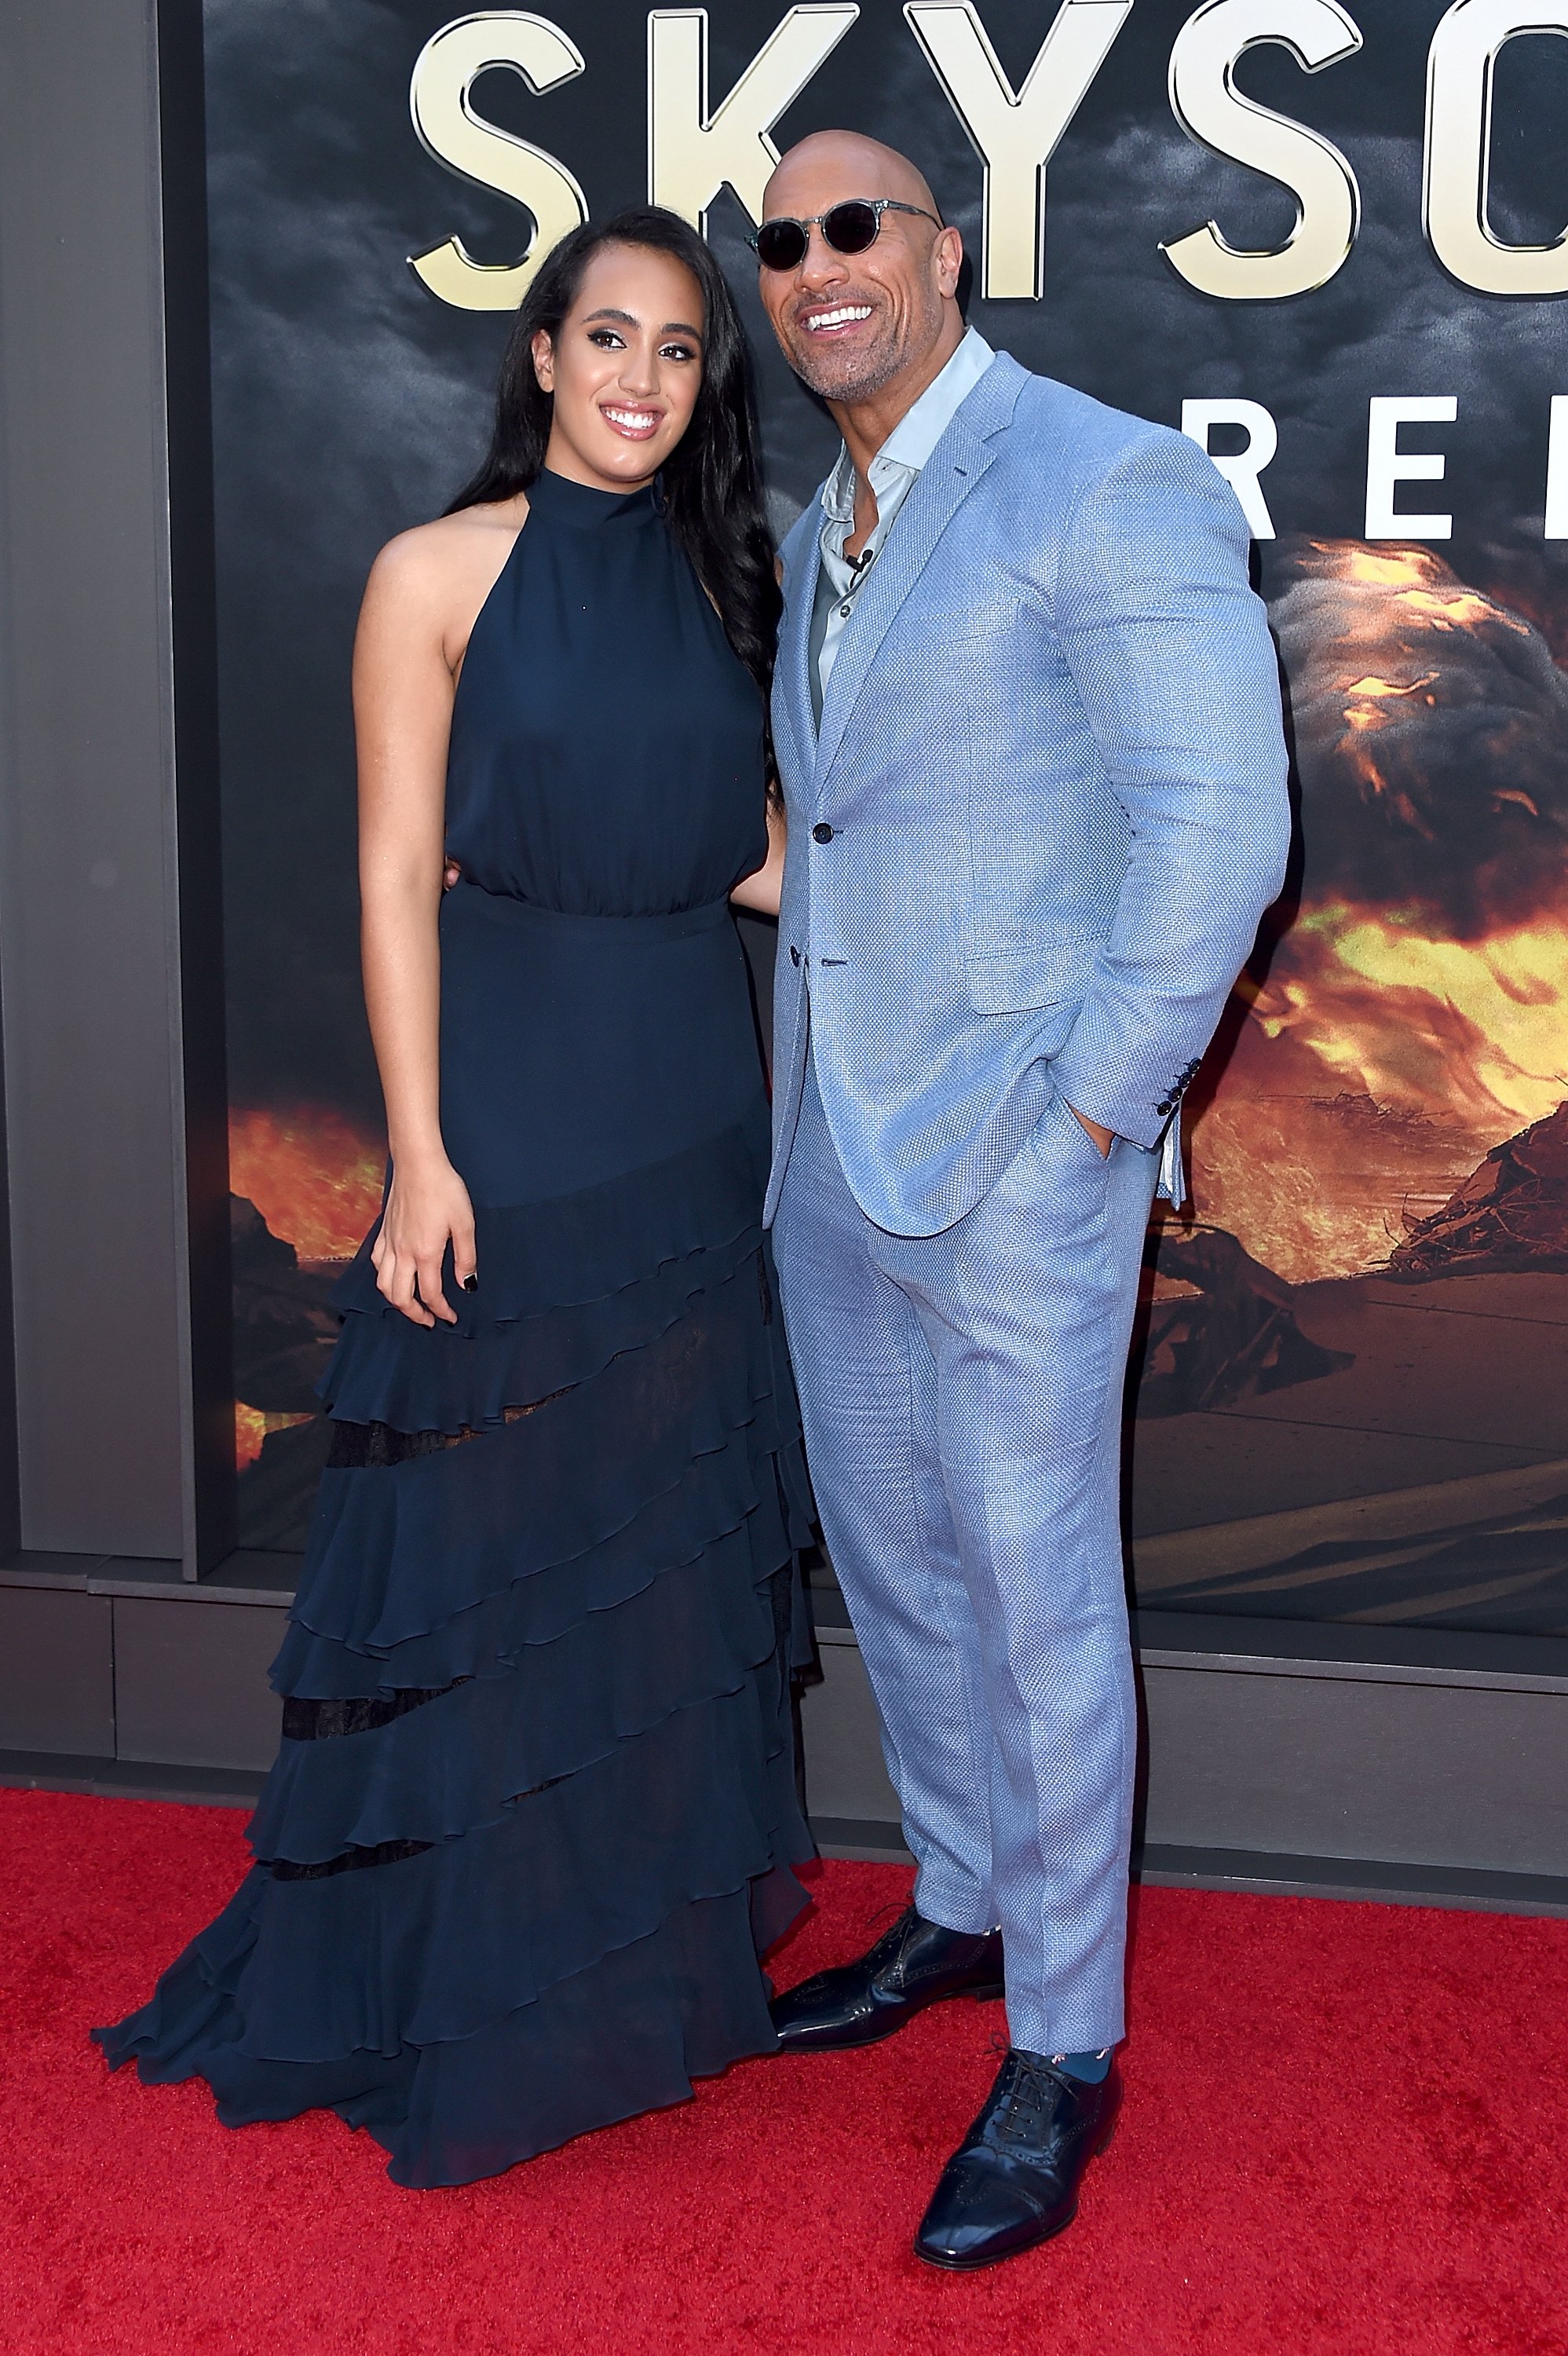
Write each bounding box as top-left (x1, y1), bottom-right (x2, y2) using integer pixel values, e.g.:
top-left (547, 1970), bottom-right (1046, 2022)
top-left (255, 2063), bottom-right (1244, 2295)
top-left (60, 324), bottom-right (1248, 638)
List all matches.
top-left (747, 197), bottom-right (942, 274)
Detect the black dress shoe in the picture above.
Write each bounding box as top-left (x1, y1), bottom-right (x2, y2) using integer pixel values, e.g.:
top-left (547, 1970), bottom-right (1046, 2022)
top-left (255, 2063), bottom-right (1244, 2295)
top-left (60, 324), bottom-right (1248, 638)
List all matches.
top-left (769, 1905), bottom-right (1003, 2053)
top-left (914, 2049), bottom-right (1119, 2270)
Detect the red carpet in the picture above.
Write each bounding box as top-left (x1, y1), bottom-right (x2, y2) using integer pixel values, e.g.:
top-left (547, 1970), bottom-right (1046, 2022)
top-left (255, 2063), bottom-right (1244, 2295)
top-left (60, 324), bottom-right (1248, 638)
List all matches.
top-left (1, 1789), bottom-right (1563, 2355)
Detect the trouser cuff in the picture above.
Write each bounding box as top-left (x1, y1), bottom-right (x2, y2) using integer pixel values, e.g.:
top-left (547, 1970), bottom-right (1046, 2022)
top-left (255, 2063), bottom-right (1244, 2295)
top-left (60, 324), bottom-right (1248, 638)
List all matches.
top-left (910, 1863), bottom-right (998, 1940)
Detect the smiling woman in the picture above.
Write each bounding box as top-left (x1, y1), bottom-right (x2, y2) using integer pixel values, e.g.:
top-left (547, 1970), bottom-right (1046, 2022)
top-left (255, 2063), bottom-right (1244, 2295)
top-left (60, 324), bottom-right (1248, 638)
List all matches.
top-left (96, 209), bottom-right (810, 2189)
top-left (533, 267), bottom-right (704, 468)
top-left (442, 210), bottom-right (781, 711)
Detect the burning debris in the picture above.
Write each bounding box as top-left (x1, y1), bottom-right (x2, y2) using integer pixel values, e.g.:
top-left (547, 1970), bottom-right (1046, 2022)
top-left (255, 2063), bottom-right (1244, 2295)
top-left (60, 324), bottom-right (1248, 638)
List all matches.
top-left (1387, 1099), bottom-right (1568, 1281)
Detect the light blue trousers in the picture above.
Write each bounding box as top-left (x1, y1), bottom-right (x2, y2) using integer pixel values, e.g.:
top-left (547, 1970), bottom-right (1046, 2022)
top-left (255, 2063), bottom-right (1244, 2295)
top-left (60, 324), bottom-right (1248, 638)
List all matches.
top-left (773, 1054), bottom-right (1160, 2053)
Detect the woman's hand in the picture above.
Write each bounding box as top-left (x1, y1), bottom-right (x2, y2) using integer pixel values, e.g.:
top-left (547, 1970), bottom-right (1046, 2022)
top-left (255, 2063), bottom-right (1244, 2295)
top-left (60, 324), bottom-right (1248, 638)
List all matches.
top-left (371, 1153), bottom-right (477, 1326)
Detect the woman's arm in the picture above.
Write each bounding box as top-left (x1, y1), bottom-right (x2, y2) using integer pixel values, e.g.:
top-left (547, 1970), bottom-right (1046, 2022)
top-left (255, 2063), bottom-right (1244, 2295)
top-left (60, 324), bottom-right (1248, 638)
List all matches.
top-left (353, 532), bottom-right (477, 1327)
top-left (729, 792), bottom-right (786, 917)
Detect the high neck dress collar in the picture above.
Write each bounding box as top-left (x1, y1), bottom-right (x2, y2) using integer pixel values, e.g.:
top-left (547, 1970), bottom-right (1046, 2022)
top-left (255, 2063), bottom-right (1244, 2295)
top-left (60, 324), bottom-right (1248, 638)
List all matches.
top-left (526, 465), bottom-right (659, 529)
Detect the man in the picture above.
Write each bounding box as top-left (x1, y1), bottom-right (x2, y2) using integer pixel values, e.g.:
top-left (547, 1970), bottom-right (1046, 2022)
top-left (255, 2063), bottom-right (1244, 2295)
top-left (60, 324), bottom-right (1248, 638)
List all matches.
top-left (755, 133), bottom-right (1290, 2270)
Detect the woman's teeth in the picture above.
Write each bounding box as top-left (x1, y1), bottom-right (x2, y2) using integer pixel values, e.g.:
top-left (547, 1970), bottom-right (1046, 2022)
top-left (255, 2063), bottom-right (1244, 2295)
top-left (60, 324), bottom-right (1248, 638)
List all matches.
top-left (603, 406), bottom-right (660, 433)
top-left (806, 305), bottom-right (872, 334)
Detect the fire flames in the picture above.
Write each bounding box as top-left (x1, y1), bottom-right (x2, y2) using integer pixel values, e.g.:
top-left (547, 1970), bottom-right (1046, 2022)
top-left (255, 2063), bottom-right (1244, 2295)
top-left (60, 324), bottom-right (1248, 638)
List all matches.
top-left (1186, 540), bottom-right (1568, 1284)
top-left (1314, 544), bottom-right (1530, 825)
top-left (228, 1105), bottom-right (386, 1263)
top-left (1190, 924), bottom-right (1565, 1282)
top-left (234, 1400), bottom-right (311, 1472)
top-left (1303, 540), bottom-right (1527, 632)
top-left (230, 1106), bottom-right (386, 1472)
top-left (1254, 911), bottom-right (1568, 1130)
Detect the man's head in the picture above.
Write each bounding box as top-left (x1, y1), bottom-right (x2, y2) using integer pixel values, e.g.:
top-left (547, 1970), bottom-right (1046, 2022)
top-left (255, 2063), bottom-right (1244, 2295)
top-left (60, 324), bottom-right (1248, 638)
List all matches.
top-left (756, 132), bottom-right (963, 410)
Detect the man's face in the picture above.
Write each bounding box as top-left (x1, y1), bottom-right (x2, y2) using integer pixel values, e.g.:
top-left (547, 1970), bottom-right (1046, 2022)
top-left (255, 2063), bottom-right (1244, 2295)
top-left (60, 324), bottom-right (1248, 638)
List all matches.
top-left (756, 150), bottom-right (958, 407)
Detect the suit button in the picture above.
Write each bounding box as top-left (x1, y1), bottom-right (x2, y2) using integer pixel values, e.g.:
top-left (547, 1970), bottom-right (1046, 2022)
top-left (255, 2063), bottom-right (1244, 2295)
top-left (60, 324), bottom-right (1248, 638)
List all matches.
top-left (789, 945), bottom-right (801, 966)
top-left (812, 822), bottom-right (835, 844)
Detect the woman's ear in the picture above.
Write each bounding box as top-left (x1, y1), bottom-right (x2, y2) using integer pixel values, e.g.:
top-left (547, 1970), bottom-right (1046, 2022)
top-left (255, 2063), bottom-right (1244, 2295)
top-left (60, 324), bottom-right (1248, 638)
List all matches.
top-left (531, 328), bottom-right (555, 393)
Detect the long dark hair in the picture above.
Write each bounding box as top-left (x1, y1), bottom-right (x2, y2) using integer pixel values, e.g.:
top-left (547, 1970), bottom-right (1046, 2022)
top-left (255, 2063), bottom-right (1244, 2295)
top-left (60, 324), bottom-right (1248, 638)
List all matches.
top-left (447, 207), bottom-right (780, 706)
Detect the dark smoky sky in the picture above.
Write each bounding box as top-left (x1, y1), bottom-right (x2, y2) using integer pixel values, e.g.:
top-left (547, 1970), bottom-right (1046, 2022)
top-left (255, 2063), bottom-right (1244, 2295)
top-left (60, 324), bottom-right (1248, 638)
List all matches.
top-left (205, 0), bottom-right (1568, 1118)
top-left (1272, 540), bottom-right (1568, 935)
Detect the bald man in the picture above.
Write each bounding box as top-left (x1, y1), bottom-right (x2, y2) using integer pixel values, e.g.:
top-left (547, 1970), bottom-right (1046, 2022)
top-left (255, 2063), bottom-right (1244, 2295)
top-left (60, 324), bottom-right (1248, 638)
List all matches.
top-left (754, 135), bottom-right (1291, 2268)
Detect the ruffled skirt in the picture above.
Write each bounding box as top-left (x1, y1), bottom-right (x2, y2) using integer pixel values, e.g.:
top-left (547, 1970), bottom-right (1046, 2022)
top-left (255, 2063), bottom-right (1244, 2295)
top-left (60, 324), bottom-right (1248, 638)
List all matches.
top-left (97, 1038), bottom-right (816, 2184)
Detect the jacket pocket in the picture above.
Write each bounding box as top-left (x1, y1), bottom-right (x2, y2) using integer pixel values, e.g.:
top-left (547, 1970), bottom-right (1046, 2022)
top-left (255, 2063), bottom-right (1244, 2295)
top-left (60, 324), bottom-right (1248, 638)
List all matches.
top-left (965, 944), bottom-right (1093, 1015)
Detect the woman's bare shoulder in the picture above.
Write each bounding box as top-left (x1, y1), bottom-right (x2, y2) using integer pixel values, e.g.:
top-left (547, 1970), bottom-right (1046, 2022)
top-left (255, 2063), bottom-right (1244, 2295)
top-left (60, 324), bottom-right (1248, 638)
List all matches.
top-left (367, 499), bottom-right (529, 606)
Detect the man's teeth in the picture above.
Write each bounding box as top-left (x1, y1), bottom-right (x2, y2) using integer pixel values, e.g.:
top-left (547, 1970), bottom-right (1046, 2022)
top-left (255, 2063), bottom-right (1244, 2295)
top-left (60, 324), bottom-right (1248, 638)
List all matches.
top-left (605, 407), bottom-right (658, 429)
top-left (805, 305), bottom-right (872, 332)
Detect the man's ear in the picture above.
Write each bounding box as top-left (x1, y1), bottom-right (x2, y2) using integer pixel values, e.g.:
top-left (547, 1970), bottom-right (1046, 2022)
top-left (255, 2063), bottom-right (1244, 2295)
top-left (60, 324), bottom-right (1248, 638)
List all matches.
top-left (935, 225), bottom-right (963, 302)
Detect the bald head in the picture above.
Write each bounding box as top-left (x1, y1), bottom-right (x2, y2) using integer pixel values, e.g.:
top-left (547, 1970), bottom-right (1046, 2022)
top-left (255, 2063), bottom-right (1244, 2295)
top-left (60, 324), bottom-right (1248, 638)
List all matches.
top-left (755, 130), bottom-right (964, 424)
top-left (763, 131), bottom-right (941, 226)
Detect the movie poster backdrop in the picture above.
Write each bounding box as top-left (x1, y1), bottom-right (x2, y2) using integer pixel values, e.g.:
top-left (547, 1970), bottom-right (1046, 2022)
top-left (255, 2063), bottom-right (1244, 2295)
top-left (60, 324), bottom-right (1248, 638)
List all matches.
top-left (212, 0), bottom-right (1568, 1635)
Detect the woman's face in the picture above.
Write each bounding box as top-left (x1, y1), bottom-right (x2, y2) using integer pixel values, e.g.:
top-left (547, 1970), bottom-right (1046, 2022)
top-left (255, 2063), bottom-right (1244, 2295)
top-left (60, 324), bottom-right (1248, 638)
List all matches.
top-left (533, 243), bottom-right (706, 493)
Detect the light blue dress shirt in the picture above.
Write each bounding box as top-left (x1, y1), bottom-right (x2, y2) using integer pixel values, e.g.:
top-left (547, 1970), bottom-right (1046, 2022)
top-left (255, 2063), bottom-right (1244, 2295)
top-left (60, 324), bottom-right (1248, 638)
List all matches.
top-left (815, 326), bottom-right (996, 704)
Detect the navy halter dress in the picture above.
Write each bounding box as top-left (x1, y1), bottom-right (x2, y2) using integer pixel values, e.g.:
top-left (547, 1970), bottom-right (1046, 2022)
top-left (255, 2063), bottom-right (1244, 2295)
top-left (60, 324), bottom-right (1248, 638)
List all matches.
top-left (97, 466), bottom-right (814, 2187)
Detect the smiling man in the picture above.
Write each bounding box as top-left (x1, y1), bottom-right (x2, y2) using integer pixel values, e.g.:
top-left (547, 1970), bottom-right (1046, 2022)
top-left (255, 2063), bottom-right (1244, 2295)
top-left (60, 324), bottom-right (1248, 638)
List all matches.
top-left (755, 133), bottom-right (1292, 2270)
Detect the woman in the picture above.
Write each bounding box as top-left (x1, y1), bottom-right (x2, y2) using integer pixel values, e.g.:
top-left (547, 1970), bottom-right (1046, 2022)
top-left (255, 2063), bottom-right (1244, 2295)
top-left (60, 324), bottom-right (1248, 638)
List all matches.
top-left (97, 209), bottom-right (812, 2188)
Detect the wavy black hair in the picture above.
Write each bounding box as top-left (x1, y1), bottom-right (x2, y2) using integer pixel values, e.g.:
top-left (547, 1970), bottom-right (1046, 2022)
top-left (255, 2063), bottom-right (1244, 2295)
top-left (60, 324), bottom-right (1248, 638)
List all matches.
top-left (447, 207), bottom-right (780, 707)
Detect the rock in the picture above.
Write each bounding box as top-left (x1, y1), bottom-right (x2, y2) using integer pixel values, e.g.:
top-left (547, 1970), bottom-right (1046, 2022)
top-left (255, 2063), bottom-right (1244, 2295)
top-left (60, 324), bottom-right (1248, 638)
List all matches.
top-left (236, 1417), bottom-right (334, 1554)
top-left (1137, 1224), bottom-right (1354, 1418)
top-left (231, 1193), bottom-right (341, 1416)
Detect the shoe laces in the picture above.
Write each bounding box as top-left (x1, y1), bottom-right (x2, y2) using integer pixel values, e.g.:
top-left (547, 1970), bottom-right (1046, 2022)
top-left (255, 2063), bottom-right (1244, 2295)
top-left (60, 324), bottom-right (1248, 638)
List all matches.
top-left (863, 1901), bottom-right (920, 1969)
top-left (989, 2051), bottom-right (1069, 2147)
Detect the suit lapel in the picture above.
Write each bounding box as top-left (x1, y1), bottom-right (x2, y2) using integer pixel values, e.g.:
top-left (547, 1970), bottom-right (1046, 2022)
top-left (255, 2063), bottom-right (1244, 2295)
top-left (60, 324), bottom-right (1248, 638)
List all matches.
top-left (773, 506), bottom-right (821, 801)
top-left (811, 355), bottom-right (1025, 791)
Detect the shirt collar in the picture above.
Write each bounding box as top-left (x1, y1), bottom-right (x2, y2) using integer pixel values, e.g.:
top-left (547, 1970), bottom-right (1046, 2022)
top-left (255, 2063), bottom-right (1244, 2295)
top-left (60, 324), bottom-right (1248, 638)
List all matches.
top-left (821, 326), bottom-right (996, 521)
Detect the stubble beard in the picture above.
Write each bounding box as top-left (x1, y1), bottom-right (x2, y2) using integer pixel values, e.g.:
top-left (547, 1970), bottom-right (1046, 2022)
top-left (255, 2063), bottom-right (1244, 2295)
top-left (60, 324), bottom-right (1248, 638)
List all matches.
top-left (783, 277), bottom-right (952, 412)
top-left (783, 312), bottom-right (909, 407)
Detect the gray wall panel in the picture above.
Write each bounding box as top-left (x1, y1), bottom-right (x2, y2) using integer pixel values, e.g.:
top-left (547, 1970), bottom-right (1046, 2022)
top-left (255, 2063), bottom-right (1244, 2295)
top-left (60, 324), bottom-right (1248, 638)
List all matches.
top-left (3, 1572), bottom-right (1566, 1902)
top-left (0, 0), bottom-right (217, 1562)
top-left (0, 1587), bottom-right (113, 1754)
top-left (1142, 1666), bottom-right (1568, 1876)
top-left (112, 1596), bottom-right (281, 1770)
top-left (797, 1626), bottom-right (1568, 1880)
top-left (798, 1639), bottom-right (901, 1827)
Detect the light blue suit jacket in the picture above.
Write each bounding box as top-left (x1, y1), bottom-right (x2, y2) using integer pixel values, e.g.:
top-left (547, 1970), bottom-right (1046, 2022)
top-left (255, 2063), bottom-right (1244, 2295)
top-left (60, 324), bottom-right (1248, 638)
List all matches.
top-left (764, 351), bottom-right (1291, 1237)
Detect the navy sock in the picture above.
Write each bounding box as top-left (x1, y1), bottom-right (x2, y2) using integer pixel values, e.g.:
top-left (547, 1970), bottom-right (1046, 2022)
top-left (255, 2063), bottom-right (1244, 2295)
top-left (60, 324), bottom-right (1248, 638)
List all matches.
top-left (1048, 2048), bottom-right (1113, 2084)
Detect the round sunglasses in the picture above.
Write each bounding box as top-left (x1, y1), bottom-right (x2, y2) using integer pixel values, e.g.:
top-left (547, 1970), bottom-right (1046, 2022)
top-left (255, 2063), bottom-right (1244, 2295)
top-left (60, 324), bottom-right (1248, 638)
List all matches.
top-left (747, 197), bottom-right (941, 275)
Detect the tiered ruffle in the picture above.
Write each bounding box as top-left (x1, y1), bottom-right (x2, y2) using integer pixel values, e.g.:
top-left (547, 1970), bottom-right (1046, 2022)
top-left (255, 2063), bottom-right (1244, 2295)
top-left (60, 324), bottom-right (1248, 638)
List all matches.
top-left (97, 1122), bottom-right (815, 2188)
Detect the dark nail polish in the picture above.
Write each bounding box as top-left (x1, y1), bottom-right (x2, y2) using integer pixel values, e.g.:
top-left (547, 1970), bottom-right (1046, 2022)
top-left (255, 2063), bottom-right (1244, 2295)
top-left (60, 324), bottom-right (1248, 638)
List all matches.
top-left (462, 1273), bottom-right (478, 1292)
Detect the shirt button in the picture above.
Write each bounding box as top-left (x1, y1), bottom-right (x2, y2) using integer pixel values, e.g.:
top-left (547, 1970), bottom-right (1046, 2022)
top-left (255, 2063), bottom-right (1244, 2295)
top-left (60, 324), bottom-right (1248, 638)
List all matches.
top-left (839, 602), bottom-right (853, 618)
top-left (789, 945), bottom-right (801, 965)
top-left (812, 823), bottom-right (834, 844)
